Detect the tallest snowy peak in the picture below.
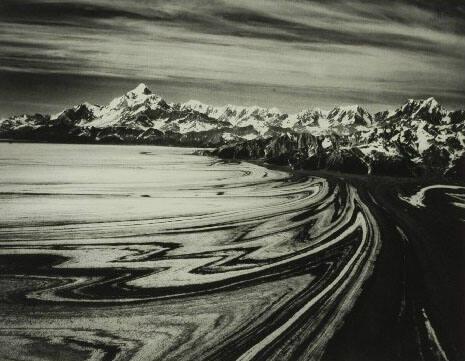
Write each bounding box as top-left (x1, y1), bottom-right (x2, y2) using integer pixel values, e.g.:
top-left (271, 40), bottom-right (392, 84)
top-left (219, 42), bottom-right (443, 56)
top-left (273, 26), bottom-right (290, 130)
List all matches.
top-left (106, 83), bottom-right (164, 110)
top-left (424, 96), bottom-right (438, 104)
top-left (423, 97), bottom-right (439, 108)
top-left (128, 83), bottom-right (152, 96)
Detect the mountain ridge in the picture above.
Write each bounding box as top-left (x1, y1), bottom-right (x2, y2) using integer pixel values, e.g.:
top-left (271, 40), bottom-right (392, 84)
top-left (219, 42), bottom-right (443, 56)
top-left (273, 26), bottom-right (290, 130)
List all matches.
top-left (1, 83), bottom-right (464, 177)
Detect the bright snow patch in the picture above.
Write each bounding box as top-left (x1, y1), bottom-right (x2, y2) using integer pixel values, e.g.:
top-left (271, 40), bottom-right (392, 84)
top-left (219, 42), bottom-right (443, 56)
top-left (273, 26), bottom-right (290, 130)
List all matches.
top-left (399, 185), bottom-right (465, 208)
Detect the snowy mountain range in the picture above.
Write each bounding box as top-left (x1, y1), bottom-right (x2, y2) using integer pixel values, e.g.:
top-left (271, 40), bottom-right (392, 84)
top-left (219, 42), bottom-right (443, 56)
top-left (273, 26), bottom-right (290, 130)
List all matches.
top-left (1, 83), bottom-right (464, 177)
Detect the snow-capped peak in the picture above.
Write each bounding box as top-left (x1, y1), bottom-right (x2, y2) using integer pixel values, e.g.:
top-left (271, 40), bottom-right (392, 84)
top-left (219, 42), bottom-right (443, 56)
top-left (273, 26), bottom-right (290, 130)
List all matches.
top-left (327, 104), bottom-right (372, 126)
top-left (51, 102), bottom-right (101, 120)
top-left (422, 97), bottom-right (440, 113)
top-left (74, 102), bottom-right (101, 112)
top-left (397, 97), bottom-right (446, 124)
top-left (328, 104), bottom-right (366, 116)
top-left (182, 100), bottom-right (210, 111)
top-left (106, 83), bottom-right (164, 111)
top-left (337, 104), bottom-right (361, 112)
top-left (402, 97), bottom-right (441, 113)
top-left (424, 97), bottom-right (438, 105)
top-left (128, 83), bottom-right (152, 96)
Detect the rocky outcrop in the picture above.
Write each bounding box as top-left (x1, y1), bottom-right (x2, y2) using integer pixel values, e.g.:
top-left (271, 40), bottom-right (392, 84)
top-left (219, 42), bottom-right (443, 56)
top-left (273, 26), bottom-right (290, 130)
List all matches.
top-left (445, 154), bottom-right (465, 178)
top-left (210, 114), bottom-right (464, 177)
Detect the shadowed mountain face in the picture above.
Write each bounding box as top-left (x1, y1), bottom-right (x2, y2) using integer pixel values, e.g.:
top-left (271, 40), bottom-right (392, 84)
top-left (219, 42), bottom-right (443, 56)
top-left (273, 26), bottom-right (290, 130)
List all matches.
top-left (1, 84), bottom-right (464, 176)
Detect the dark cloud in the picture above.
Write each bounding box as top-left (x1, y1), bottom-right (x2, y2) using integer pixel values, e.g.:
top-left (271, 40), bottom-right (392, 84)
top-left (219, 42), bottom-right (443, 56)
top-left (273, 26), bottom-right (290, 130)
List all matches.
top-left (0, 0), bottom-right (154, 26)
top-left (215, 8), bottom-right (440, 55)
top-left (0, 0), bottom-right (464, 116)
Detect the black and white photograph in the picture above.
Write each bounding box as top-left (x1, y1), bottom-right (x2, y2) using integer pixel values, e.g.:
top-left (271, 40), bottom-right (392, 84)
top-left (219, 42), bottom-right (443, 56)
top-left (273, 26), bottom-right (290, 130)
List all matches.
top-left (0, 1), bottom-right (464, 360)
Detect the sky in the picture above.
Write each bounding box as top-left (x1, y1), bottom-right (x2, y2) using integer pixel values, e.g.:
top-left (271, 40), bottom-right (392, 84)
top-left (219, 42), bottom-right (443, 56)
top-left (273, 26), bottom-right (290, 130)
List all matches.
top-left (1, 0), bottom-right (465, 117)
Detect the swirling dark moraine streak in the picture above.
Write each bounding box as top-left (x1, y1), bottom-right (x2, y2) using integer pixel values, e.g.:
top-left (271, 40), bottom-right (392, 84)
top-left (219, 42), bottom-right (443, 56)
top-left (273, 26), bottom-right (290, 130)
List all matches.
top-left (1, 150), bottom-right (463, 361)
